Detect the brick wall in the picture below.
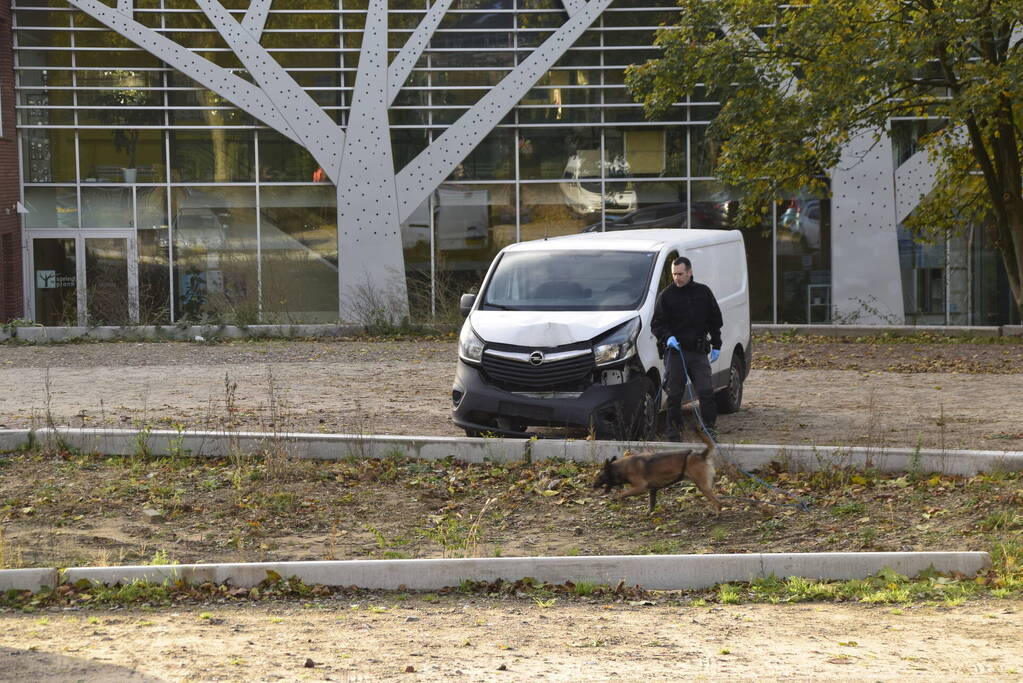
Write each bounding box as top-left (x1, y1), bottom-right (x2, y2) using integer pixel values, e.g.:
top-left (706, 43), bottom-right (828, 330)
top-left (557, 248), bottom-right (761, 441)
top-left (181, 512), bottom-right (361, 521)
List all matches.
top-left (0, 0), bottom-right (23, 321)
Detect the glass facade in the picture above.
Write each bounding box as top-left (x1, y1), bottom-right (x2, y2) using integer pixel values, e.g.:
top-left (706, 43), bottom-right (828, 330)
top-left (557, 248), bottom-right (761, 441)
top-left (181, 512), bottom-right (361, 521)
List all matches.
top-left (10, 0), bottom-right (1015, 325)
top-left (897, 224), bottom-right (1020, 326)
top-left (891, 121), bottom-right (1020, 326)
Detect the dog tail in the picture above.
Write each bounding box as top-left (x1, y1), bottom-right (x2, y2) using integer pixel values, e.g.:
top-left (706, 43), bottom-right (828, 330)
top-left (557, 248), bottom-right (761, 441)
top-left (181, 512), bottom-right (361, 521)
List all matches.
top-left (695, 426), bottom-right (717, 461)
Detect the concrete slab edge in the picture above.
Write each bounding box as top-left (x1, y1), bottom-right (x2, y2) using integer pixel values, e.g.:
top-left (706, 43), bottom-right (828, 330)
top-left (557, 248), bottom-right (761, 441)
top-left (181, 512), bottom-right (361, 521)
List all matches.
top-left (0, 552), bottom-right (990, 594)
top-left (754, 323), bottom-right (1009, 338)
top-left (2, 323), bottom-right (1020, 343)
top-left (3, 428), bottom-right (1021, 477)
top-left (0, 323), bottom-right (446, 343)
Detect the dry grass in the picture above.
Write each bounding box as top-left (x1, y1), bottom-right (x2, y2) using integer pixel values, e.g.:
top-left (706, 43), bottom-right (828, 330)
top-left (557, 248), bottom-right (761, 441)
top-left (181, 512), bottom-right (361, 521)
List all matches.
top-left (1, 447), bottom-right (1021, 569)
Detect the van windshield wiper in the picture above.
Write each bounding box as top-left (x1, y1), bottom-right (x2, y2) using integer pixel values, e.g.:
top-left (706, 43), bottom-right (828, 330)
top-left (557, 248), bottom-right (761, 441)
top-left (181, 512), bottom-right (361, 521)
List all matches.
top-left (483, 302), bottom-right (519, 311)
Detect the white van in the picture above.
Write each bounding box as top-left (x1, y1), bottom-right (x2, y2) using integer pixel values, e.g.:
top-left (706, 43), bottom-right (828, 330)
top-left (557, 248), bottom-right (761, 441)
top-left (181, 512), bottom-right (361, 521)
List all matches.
top-left (452, 229), bottom-right (751, 439)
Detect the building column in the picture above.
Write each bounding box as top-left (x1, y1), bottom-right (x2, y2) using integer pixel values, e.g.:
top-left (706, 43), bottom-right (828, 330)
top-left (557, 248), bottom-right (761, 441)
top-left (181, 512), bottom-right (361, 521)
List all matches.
top-left (0, 0), bottom-right (25, 322)
top-left (830, 130), bottom-right (906, 324)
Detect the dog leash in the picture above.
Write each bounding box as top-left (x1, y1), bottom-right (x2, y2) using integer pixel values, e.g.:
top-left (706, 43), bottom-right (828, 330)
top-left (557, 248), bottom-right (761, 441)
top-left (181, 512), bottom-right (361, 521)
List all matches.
top-left (667, 345), bottom-right (811, 512)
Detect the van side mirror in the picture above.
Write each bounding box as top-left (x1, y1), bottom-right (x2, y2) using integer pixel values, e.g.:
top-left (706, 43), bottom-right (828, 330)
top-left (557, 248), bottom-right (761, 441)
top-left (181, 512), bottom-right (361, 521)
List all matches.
top-left (459, 293), bottom-right (476, 317)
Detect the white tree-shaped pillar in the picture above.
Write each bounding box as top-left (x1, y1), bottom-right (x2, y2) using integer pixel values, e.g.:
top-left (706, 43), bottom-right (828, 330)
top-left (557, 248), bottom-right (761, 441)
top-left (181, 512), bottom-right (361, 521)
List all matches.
top-left (67, 0), bottom-right (614, 320)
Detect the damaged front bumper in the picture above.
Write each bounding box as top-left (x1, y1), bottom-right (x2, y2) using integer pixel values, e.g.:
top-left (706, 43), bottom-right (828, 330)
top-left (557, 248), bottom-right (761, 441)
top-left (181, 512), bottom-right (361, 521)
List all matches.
top-left (451, 360), bottom-right (647, 439)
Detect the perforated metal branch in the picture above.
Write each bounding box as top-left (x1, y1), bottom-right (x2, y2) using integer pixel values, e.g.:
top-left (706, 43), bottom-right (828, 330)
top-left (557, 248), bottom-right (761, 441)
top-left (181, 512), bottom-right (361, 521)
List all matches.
top-left (66, 0), bottom-right (303, 144)
top-left (395, 0), bottom-right (615, 221)
top-left (241, 0), bottom-right (272, 38)
top-left (196, 0), bottom-right (344, 178)
top-left (561, 0), bottom-right (586, 18)
top-left (387, 0), bottom-right (455, 106)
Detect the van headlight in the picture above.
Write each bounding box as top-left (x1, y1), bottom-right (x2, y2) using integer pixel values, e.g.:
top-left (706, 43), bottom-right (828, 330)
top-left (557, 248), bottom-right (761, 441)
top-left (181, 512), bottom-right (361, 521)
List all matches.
top-left (458, 323), bottom-right (484, 364)
top-left (593, 317), bottom-right (641, 366)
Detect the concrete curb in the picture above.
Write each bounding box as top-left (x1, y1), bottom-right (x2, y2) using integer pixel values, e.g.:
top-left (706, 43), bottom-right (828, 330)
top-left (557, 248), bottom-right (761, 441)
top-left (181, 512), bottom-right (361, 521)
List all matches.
top-left (0, 428), bottom-right (529, 465)
top-left (3, 428), bottom-right (1022, 477)
top-left (0, 552), bottom-right (991, 594)
top-left (0, 568), bottom-right (59, 592)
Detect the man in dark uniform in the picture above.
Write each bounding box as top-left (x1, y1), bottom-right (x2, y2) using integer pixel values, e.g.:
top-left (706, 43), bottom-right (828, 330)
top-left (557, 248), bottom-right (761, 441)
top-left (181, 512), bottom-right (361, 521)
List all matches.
top-left (651, 256), bottom-right (723, 438)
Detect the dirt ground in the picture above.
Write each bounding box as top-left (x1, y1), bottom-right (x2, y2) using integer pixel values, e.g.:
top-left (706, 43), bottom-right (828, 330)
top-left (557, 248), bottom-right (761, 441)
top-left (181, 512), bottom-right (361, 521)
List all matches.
top-left (1, 597), bottom-right (1022, 681)
top-left (1, 335), bottom-right (1022, 451)
top-left (2, 335), bottom-right (1023, 682)
top-left (6, 444), bottom-right (1023, 568)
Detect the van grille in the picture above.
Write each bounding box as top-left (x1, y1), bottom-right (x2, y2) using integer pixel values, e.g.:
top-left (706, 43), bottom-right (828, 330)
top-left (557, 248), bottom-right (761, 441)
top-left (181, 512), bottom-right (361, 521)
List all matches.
top-left (481, 350), bottom-right (595, 391)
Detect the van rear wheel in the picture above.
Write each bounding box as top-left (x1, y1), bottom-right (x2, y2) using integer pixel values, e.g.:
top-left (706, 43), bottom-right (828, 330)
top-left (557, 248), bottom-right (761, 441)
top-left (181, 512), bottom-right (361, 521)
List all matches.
top-left (715, 354), bottom-right (744, 414)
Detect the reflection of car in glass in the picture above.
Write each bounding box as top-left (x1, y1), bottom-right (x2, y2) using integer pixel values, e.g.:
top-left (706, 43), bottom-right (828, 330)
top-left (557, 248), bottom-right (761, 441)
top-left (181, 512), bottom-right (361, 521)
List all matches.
top-left (173, 209), bottom-right (227, 248)
top-left (560, 153), bottom-right (637, 216)
top-left (582, 202), bottom-right (729, 233)
top-left (436, 185), bottom-right (490, 250)
top-left (401, 184), bottom-right (492, 251)
top-left (780, 199), bottom-right (822, 250)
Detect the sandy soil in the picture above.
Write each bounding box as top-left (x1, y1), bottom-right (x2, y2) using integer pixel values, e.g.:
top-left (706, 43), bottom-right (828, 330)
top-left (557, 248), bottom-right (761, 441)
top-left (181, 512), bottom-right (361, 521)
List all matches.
top-left (1, 338), bottom-right (1022, 451)
top-left (2, 337), bottom-right (1023, 681)
top-left (1, 597), bottom-right (1021, 681)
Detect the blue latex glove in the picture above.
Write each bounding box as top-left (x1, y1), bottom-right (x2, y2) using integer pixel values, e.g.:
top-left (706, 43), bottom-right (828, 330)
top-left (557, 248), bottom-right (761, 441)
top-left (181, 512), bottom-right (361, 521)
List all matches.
top-left (666, 336), bottom-right (681, 351)
top-left (709, 348), bottom-right (720, 363)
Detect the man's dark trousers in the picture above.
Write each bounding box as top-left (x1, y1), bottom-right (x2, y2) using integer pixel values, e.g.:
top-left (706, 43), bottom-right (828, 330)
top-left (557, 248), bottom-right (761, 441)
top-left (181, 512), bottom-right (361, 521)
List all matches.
top-left (665, 348), bottom-right (716, 431)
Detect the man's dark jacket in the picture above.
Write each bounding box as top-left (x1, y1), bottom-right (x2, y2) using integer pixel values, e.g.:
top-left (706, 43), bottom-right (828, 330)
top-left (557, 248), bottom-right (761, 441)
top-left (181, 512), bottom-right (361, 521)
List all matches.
top-left (650, 280), bottom-right (723, 353)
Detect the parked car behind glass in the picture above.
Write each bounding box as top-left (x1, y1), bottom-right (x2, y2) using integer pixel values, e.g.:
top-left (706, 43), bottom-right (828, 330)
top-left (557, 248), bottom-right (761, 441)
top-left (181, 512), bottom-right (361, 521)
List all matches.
top-left (779, 199), bottom-right (822, 250)
top-left (582, 202), bottom-right (728, 233)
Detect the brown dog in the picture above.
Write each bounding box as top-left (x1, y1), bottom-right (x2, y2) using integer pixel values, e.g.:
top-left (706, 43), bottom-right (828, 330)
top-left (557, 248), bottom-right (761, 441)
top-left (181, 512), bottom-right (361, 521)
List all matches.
top-left (591, 428), bottom-right (722, 514)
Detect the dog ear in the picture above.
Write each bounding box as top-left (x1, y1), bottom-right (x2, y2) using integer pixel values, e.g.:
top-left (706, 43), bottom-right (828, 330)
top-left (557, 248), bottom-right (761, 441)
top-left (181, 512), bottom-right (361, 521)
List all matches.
top-left (609, 455), bottom-right (617, 463)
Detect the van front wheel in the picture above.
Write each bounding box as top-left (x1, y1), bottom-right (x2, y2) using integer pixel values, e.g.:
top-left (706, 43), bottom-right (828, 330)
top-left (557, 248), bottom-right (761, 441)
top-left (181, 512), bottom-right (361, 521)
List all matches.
top-left (715, 354), bottom-right (744, 414)
top-left (632, 378), bottom-right (658, 441)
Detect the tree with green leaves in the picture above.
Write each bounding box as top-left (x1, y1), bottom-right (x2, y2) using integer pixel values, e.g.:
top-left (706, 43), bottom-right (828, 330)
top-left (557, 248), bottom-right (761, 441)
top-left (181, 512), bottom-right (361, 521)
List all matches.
top-left (627, 0), bottom-right (1023, 318)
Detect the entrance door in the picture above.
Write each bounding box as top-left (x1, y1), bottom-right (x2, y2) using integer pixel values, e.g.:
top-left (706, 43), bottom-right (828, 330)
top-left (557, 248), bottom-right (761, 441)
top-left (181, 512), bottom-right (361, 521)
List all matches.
top-left (31, 236), bottom-right (78, 326)
top-left (28, 232), bottom-right (139, 325)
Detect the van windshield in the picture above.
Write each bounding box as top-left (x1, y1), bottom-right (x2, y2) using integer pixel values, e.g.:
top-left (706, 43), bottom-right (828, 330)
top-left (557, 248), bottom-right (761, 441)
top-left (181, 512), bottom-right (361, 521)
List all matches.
top-left (480, 250), bottom-right (658, 311)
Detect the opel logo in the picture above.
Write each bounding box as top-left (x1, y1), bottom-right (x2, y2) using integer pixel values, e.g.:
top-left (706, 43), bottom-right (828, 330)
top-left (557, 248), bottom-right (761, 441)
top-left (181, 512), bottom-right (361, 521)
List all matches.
top-left (528, 351), bottom-right (545, 366)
